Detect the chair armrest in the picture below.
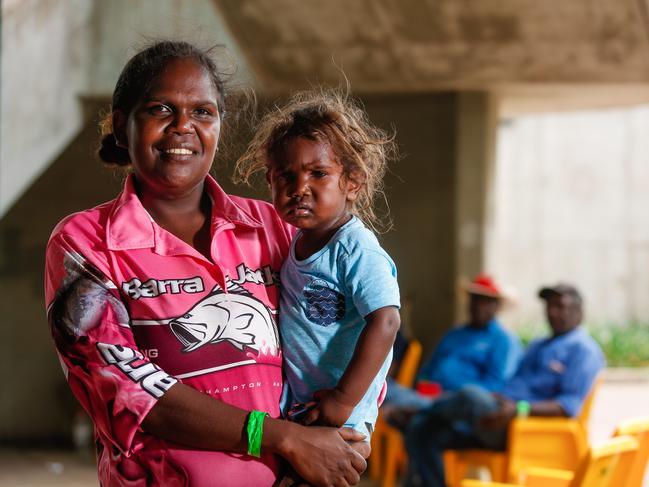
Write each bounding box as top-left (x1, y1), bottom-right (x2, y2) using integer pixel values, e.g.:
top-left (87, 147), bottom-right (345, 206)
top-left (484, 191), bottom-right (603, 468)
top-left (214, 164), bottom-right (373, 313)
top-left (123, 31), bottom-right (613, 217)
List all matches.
top-left (461, 480), bottom-right (522, 487)
top-left (519, 466), bottom-right (574, 487)
top-left (509, 417), bottom-right (587, 459)
top-left (510, 417), bottom-right (584, 436)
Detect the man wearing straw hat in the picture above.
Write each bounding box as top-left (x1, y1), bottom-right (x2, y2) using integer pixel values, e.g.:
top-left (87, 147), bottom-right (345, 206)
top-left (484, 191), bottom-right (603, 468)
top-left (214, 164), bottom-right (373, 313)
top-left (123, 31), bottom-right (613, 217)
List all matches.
top-left (382, 274), bottom-right (521, 424)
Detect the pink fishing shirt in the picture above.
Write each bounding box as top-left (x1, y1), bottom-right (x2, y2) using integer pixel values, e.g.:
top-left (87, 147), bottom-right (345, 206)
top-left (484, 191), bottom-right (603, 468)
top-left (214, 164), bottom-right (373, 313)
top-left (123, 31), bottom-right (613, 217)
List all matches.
top-left (44, 174), bottom-right (293, 486)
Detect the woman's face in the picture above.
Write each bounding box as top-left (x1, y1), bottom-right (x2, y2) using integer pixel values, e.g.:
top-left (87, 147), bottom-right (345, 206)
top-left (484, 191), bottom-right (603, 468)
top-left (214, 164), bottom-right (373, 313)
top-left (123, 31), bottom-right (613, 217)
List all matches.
top-left (116, 57), bottom-right (221, 198)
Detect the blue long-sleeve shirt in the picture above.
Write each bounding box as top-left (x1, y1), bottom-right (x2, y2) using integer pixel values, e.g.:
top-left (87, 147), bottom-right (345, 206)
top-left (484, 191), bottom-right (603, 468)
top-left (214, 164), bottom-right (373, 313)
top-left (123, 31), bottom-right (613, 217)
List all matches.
top-left (502, 327), bottom-right (604, 417)
top-left (417, 319), bottom-right (521, 393)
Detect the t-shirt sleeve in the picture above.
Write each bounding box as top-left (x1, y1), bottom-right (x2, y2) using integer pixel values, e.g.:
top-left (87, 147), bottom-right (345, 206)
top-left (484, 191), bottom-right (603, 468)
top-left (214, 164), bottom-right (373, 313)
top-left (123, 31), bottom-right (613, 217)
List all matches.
top-left (45, 233), bottom-right (177, 456)
top-left (342, 237), bottom-right (400, 318)
top-left (555, 342), bottom-right (605, 417)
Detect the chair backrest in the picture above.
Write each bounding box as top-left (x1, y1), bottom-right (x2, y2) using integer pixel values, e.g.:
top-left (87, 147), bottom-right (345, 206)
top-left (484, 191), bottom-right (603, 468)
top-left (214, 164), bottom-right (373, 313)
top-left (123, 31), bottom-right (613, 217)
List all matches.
top-left (576, 374), bottom-right (602, 435)
top-left (506, 375), bottom-right (602, 482)
top-left (571, 435), bottom-right (638, 487)
top-left (610, 416), bottom-right (649, 487)
top-left (507, 418), bottom-right (589, 482)
top-left (395, 339), bottom-right (422, 387)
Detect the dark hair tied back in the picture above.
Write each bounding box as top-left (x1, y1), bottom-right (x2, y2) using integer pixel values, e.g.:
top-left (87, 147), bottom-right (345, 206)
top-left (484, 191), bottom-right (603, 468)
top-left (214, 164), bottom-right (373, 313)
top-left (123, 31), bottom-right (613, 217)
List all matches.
top-left (97, 40), bottom-right (228, 166)
top-left (98, 133), bottom-right (131, 166)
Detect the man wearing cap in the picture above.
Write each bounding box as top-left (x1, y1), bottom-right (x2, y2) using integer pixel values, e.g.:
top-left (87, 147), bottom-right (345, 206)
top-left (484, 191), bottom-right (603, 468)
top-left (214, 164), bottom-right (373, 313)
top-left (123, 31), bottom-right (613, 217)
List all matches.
top-left (383, 274), bottom-right (521, 421)
top-left (404, 283), bottom-right (605, 487)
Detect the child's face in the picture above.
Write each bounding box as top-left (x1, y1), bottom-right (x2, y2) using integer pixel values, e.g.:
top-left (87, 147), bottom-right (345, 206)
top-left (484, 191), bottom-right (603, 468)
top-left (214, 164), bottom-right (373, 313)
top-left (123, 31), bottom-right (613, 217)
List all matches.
top-left (268, 137), bottom-right (360, 233)
top-left (115, 58), bottom-right (221, 197)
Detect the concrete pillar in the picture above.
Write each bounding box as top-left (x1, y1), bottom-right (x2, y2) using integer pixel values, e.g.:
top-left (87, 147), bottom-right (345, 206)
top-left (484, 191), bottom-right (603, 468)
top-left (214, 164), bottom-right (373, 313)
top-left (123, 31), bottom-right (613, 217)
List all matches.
top-left (360, 93), bottom-right (458, 351)
top-left (454, 92), bottom-right (498, 320)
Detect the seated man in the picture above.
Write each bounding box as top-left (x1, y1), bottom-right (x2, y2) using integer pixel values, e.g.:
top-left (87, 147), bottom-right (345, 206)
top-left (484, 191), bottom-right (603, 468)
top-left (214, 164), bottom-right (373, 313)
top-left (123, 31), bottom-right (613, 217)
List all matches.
top-left (404, 283), bottom-right (605, 487)
top-left (384, 274), bottom-right (521, 417)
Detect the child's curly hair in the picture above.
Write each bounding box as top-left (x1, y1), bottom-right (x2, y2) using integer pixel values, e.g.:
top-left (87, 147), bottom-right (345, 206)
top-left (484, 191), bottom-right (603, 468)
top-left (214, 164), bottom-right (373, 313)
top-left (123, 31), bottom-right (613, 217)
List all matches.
top-left (234, 89), bottom-right (397, 233)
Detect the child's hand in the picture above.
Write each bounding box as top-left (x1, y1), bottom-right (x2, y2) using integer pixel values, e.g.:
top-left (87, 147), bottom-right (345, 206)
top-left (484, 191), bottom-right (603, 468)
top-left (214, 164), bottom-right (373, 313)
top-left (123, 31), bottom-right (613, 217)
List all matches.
top-left (302, 388), bottom-right (356, 427)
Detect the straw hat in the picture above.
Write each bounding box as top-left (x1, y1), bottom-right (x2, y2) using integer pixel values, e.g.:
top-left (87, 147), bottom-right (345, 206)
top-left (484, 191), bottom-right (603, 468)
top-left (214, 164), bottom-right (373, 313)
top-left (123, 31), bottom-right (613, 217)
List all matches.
top-left (462, 273), bottom-right (506, 299)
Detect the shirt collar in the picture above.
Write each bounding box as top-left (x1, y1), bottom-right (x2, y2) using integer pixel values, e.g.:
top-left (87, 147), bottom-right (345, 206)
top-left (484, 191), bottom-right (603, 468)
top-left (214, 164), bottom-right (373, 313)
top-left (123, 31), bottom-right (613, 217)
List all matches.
top-left (545, 325), bottom-right (584, 344)
top-left (106, 173), bottom-right (263, 251)
top-left (464, 318), bottom-right (500, 331)
top-left (485, 318), bottom-right (500, 329)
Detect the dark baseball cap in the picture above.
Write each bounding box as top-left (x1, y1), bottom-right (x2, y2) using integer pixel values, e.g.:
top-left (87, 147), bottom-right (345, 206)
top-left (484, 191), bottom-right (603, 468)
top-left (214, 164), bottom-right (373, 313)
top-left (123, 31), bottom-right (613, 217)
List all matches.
top-left (538, 283), bottom-right (583, 304)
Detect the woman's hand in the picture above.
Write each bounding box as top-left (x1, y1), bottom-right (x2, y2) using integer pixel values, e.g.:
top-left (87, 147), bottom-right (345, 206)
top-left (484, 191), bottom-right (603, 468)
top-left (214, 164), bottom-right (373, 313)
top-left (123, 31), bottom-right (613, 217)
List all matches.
top-left (267, 420), bottom-right (367, 487)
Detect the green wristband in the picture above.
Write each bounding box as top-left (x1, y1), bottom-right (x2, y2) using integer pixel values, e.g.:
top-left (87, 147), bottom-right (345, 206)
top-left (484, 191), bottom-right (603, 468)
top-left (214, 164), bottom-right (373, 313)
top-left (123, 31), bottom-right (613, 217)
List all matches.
top-left (246, 410), bottom-right (268, 458)
top-left (516, 400), bottom-right (530, 417)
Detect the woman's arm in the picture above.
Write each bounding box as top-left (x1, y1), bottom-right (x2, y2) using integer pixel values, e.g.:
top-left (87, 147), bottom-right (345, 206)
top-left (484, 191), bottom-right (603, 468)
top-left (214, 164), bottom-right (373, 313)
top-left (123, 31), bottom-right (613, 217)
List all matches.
top-left (46, 235), bottom-right (366, 486)
top-left (143, 382), bottom-right (367, 486)
top-left (46, 236), bottom-right (179, 455)
top-left (304, 306), bottom-right (401, 426)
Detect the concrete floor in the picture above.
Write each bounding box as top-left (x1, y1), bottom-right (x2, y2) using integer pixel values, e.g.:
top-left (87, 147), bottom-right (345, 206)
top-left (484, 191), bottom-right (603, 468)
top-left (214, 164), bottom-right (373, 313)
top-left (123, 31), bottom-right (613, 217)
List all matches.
top-left (1, 376), bottom-right (647, 487)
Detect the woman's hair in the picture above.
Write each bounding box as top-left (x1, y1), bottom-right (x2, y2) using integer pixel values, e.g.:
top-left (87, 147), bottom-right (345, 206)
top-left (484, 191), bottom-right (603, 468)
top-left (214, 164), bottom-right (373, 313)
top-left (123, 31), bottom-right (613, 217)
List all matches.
top-left (234, 89), bottom-right (397, 233)
top-left (97, 40), bottom-right (229, 166)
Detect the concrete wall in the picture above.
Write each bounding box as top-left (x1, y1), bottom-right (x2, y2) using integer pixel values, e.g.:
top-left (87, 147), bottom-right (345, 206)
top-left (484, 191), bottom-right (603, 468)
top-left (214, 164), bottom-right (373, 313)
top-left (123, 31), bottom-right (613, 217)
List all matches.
top-left (87, 0), bottom-right (252, 96)
top-left (1, 0), bottom-right (93, 215)
top-left (214, 0), bottom-right (649, 92)
top-left (0, 104), bottom-right (123, 443)
top-left (487, 104), bottom-right (649, 328)
top-left (1, 0), bottom-right (248, 218)
top-left (361, 94), bottom-right (460, 351)
top-left (454, 93), bottom-right (498, 317)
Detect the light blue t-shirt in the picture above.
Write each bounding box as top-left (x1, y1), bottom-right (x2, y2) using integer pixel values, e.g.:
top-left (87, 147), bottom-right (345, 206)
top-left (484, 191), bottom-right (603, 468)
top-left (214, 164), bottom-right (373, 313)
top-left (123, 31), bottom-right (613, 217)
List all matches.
top-left (279, 216), bottom-right (400, 436)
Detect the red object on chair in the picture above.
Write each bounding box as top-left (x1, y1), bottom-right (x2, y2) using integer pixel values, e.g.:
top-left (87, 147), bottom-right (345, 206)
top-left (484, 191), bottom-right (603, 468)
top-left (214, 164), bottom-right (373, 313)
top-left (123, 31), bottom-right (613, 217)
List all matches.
top-left (416, 380), bottom-right (442, 397)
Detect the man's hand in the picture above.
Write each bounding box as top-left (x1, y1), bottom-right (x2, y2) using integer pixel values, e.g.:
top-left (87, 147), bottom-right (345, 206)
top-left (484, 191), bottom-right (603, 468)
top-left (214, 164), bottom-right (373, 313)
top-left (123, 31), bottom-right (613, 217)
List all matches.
top-left (302, 388), bottom-right (356, 427)
top-left (479, 396), bottom-right (517, 430)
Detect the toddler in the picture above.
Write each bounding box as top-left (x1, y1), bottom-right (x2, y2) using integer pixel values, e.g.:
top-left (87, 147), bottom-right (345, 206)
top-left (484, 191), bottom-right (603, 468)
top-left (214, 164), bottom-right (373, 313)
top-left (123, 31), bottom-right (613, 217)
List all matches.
top-left (236, 90), bottom-right (401, 442)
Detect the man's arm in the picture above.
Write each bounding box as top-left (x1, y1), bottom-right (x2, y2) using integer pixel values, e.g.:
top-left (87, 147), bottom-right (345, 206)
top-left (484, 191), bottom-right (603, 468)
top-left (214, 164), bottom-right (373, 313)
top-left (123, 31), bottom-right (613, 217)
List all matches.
top-left (479, 396), bottom-right (568, 430)
top-left (529, 400), bottom-right (568, 417)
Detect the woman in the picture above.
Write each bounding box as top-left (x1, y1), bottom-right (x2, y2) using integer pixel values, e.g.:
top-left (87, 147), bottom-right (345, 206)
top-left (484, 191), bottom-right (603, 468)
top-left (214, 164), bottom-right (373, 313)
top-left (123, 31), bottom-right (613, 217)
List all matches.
top-left (45, 40), bottom-right (366, 487)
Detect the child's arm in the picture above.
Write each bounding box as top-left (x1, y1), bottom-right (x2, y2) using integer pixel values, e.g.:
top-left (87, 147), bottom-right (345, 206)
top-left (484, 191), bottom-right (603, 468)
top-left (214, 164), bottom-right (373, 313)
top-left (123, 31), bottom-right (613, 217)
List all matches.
top-left (303, 306), bottom-right (400, 427)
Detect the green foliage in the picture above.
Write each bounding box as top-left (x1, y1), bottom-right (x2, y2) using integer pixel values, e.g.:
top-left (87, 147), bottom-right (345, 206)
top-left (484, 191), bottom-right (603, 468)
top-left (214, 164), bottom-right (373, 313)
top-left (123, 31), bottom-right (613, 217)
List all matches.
top-left (515, 321), bottom-right (545, 347)
top-left (515, 322), bottom-right (649, 367)
top-left (588, 322), bottom-right (649, 367)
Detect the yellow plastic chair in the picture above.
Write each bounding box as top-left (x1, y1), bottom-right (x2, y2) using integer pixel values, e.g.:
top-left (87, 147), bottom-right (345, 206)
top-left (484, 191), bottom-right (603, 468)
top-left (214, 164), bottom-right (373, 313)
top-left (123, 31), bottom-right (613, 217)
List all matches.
top-left (460, 434), bottom-right (639, 487)
top-left (370, 339), bottom-right (422, 487)
top-left (610, 416), bottom-right (649, 487)
top-left (445, 376), bottom-right (601, 486)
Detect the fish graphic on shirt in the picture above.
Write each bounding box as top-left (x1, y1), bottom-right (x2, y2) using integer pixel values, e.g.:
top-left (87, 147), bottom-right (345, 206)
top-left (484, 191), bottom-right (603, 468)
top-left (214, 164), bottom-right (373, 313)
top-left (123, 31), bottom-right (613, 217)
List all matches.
top-left (168, 280), bottom-right (279, 354)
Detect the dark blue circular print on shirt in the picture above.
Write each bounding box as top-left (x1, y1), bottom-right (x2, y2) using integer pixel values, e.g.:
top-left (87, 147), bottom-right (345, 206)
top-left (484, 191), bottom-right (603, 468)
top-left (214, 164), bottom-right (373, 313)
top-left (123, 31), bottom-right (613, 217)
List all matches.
top-left (304, 282), bottom-right (346, 326)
